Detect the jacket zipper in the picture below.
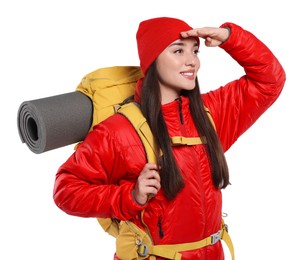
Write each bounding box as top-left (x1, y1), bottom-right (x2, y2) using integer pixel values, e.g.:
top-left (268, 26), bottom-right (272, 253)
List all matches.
top-left (158, 217), bottom-right (164, 238)
top-left (175, 97), bottom-right (184, 124)
top-left (175, 96), bottom-right (208, 249)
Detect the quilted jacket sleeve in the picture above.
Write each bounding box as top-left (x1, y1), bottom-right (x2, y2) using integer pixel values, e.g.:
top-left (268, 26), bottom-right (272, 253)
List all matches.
top-left (53, 117), bottom-right (146, 220)
top-left (203, 23), bottom-right (286, 152)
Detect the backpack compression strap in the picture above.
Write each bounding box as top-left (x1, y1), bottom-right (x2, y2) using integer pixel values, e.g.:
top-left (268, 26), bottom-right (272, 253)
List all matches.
top-left (170, 136), bottom-right (206, 146)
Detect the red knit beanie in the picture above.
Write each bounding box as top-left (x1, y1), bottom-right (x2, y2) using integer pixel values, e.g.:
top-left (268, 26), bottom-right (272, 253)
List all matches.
top-left (136, 17), bottom-right (199, 75)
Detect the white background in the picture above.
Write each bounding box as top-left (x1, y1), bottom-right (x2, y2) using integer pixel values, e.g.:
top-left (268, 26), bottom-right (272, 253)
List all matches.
top-left (1, 0), bottom-right (305, 259)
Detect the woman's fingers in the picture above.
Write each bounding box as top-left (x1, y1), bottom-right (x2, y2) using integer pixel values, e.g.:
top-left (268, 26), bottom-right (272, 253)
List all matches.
top-left (133, 163), bottom-right (161, 205)
top-left (181, 27), bottom-right (229, 47)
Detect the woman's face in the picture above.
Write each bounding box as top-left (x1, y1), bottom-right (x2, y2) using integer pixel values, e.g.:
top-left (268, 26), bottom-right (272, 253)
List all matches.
top-left (156, 37), bottom-right (200, 104)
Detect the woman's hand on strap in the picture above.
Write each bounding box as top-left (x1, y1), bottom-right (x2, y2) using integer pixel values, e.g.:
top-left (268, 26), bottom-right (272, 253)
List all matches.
top-left (133, 163), bottom-right (161, 205)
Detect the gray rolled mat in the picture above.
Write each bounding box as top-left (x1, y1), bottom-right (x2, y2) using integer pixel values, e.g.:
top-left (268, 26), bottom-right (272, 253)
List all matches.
top-left (17, 91), bottom-right (93, 154)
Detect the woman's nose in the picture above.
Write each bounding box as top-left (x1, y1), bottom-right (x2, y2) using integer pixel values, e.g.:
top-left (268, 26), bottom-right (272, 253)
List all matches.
top-left (185, 54), bottom-right (196, 67)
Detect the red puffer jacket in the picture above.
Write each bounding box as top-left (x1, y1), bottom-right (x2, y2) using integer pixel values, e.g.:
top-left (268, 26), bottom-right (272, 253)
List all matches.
top-left (53, 23), bottom-right (285, 259)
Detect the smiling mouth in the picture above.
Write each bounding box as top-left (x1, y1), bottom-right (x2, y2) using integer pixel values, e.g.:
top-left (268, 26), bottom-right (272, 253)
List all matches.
top-left (181, 72), bottom-right (194, 76)
top-left (181, 71), bottom-right (195, 79)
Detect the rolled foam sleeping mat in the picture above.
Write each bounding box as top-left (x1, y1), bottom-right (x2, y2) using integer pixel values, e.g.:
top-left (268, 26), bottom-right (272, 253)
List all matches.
top-left (17, 91), bottom-right (93, 154)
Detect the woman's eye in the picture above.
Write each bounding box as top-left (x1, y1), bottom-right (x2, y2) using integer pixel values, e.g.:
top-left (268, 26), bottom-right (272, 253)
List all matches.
top-left (194, 49), bottom-right (200, 55)
top-left (174, 49), bottom-right (183, 54)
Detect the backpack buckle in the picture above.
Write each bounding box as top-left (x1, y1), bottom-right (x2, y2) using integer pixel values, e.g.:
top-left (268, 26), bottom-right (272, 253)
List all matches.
top-left (113, 104), bottom-right (121, 113)
top-left (136, 236), bottom-right (149, 257)
top-left (211, 230), bottom-right (221, 245)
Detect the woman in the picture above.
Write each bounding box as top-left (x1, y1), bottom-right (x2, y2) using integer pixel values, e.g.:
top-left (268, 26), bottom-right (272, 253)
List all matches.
top-left (53, 17), bottom-right (286, 259)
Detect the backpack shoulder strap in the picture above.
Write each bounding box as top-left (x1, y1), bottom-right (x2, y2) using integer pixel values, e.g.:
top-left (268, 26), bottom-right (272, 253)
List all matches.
top-left (97, 102), bottom-right (157, 238)
top-left (204, 106), bottom-right (216, 130)
top-left (117, 102), bottom-right (157, 163)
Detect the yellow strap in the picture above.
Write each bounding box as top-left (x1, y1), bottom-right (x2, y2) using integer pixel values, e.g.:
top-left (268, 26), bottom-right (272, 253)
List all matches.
top-left (170, 136), bottom-right (206, 146)
top-left (221, 223), bottom-right (235, 260)
top-left (146, 230), bottom-right (220, 259)
top-left (117, 102), bottom-right (158, 163)
top-left (139, 121), bottom-right (159, 161)
top-left (205, 106), bottom-right (216, 130)
top-left (137, 220), bottom-right (234, 260)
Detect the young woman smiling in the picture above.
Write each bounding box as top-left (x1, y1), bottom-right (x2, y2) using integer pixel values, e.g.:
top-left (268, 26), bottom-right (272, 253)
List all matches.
top-left (53, 17), bottom-right (286, 259)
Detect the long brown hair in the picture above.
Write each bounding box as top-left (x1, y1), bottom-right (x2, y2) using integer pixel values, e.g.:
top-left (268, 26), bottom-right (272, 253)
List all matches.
top-left (140, 62), bottom-right (229, 200)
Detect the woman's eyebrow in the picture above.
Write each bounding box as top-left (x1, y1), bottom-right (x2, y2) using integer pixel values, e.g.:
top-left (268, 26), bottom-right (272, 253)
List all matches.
top-left (169, 41), bottom-right (198, 47)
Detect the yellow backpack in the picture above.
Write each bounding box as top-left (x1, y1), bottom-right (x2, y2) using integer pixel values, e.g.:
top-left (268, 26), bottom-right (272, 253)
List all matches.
top-left (76, 66), bottom-right (234, 260)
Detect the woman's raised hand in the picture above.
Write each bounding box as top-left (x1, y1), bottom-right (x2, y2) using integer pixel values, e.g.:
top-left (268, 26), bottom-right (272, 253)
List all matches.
top-left (181, 26), bottom-right (230, 47)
